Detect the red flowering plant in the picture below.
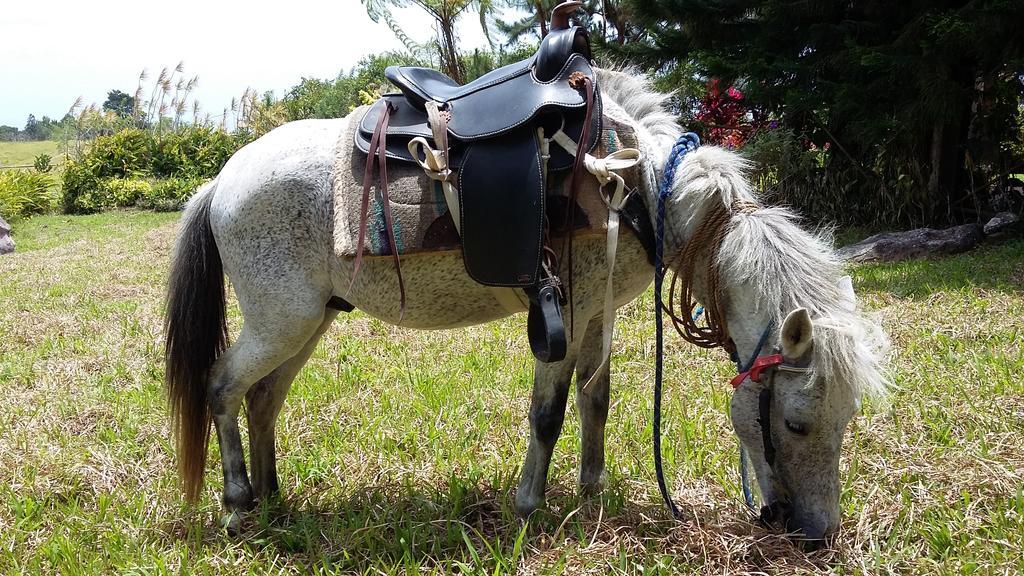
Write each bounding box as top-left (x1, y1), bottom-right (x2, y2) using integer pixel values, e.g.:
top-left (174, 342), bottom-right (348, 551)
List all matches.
top-left (695, 79), bottom-right (755, 148)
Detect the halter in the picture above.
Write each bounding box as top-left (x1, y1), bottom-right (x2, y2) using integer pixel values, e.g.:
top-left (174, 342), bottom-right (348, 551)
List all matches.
top-left (729, 321), bottom-right (813, 516)
top-left (653, 135), bottom-right (814, 520)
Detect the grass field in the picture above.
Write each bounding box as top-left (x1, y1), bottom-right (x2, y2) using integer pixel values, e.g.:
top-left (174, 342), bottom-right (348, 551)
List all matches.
top-left (1, 211), bottom-right (1022, 574)
top-left (0, 141), bottom-right (61, 169)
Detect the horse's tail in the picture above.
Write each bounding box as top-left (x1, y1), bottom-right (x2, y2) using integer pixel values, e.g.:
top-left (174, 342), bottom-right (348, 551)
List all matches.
top-left (164, 179), bottom-right (226, 502)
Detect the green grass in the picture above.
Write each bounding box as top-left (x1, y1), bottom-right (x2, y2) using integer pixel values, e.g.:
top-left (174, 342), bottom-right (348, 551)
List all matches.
top-left (1, 212), bottom-right (1022, 574)
top-left (0, 141), bottom-right (60, 168)
top-left (4, 211), bottom-right (179, 252)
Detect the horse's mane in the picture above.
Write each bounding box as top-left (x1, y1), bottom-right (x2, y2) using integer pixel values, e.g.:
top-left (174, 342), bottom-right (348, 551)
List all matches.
top-left (594, 67), bottom-right (888, 400)
top-left (595, 67), bottom-right (682, 166)
top-left (675, 147), bottom-right (891, 401)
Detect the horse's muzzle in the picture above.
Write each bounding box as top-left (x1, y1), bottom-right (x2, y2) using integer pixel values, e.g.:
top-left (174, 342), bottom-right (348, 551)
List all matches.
top-left (760, 501), bottom-right (832, 551)
top-left (759, 500), bottom-right (791, 526)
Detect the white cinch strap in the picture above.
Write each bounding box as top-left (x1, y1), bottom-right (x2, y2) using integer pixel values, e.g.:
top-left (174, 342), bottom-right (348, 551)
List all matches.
top-left (552, 129), bottom-right (641, 378)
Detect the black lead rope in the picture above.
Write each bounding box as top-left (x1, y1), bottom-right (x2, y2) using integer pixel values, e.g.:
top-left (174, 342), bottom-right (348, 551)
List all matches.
top-left (737, 321), bottom-right (776, 515)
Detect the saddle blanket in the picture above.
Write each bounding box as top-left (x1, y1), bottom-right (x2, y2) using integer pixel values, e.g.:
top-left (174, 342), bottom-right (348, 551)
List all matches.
top-left (332, 106), bottom-right (641, 259)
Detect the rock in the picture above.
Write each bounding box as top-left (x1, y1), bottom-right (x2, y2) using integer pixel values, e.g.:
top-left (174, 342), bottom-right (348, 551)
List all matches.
top-left (837, 223), bottom-right (984, 263)
top-left (983, 212), bottom-right (1021, 239)
top-left (0, 215), bottom-right (13, 255)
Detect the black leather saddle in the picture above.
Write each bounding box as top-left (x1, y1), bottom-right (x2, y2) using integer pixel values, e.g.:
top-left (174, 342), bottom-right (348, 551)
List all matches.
top-left (353, 1), bottom-right (601, 362)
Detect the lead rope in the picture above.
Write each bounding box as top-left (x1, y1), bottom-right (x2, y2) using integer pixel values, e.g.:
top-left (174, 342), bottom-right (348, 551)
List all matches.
top-left (734, 321), bottom-right (775, 514)
top-left (654, 133), bottom-right (700, 518)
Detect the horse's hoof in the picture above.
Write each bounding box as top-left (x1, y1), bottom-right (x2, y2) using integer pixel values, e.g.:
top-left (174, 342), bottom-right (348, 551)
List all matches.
top-left (578, 471), bottom-right (607, 497)
top-left (221, 510), bottom-right (245, 536)
top-left (514, 493), bottom-right (544, 518)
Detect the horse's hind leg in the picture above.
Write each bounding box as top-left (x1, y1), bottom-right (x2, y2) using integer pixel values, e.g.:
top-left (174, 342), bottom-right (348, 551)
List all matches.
top-left (515, 349), bottom-right (579, 517)
top-left (246, 309), bottom-right (339, 500)
top-left (208, 300), bottom-right (328, 533)
top-left (575, 315), bottom-right (610, 496)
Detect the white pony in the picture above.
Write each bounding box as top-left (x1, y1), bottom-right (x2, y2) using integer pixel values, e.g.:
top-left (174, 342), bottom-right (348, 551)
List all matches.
top-left (164, 68), bottom-right (888, 543)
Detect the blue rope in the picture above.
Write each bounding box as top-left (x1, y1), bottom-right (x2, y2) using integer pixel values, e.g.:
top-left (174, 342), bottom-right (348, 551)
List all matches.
top-left (653, 133), bottom-right (700, 519)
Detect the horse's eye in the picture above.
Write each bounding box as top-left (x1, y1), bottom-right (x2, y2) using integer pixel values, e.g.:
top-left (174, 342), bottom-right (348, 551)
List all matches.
top-left (785, 419), bottom-right (809, 436)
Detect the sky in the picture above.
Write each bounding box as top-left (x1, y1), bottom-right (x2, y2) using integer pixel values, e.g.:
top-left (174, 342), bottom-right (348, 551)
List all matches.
top-left (0, 0), bottom-right (491, 128)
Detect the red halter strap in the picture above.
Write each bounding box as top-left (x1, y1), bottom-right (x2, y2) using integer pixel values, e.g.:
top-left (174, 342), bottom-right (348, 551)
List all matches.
top-left (730, 353), bottom-right (785, 389)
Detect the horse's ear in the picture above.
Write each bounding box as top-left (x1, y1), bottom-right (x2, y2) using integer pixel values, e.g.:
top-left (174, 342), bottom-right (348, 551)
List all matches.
top-left (781, 308), bottom-right (813, 359)
top-left (837, 275), bottom-right (856, 312)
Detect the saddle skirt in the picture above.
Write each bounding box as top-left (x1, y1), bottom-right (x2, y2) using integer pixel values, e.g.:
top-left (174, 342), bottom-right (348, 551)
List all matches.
top-left (332, 107), bottom-right (645, 261)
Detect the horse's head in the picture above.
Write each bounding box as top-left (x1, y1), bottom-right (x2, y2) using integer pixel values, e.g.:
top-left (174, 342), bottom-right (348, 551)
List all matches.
top-left (724, 268), bottom-right (887, 547)
top-left (726, 286), bottom-right (853, 546)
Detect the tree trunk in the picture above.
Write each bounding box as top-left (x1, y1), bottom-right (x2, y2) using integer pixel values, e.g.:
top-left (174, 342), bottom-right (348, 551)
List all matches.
top-left (536, 1), bottom-right (548, 37)
top-left (927, 121), bottom-right (946, 224)
top-left (439, 18), bottom-right (464, 84)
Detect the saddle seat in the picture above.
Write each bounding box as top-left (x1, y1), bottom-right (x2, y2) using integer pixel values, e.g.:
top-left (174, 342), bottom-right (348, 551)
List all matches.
top-left (384, 22), bottom-right (592, 111)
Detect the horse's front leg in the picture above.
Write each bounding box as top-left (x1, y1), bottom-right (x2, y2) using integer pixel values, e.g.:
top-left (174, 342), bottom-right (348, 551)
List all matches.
top-left (575, 315), bottom-right (610, 496)
top-left (515, 350), bottom-right (578, 517)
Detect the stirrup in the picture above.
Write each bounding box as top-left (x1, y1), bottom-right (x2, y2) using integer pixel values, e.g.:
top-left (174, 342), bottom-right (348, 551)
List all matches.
top-left (526, 278), bottom-right (567, 363)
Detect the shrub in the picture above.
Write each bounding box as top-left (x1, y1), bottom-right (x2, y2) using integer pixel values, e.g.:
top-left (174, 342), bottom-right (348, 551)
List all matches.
top-left (743, 128), bottom-right (879, 225)
top-left (0, 170), bottom-right (57, 217)
top-left (61, 126), bottom-right (244, 214)
top-left (33, 154), bottom-right (53, 173)
top-left (87, 128), bottom-right (154, 178)
top-left (138, 177), bottom-right (202, 212)
top-left (151, 127), bottom-right (243, 179)
top-left (103, 177), bottom-right (153, 208)
top-left (61, 159), bottom-right (104, 214)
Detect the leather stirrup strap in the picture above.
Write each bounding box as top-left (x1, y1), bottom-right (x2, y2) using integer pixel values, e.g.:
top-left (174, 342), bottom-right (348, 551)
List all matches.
top-left (527, 282), bottom-right (567, 363)
top-left (563, 74), bottom-right (595, 342)
top-left (376, 104), bottom-right (407, 322)
top-left (349, 102), bottom-right (392, 295)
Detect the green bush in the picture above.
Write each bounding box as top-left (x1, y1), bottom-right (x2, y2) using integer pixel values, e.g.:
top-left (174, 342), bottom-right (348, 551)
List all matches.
top-left (62, 159), bottom-right (104, 214)
top-left (103, 177), bottom-right (153, 208)
top-left (151, 127), bottom-right (242, 179)
top-left (33, 154), bottom-right (53, 173)
top-left (61, 126), bottom-right (243, 214)
top-left (743, 129), bottom-right (866, 224)
top-left (88, 128), bottom-right (154, 178)
top-left (0, 170), bottom-right (57, 217)
top-left (137, 177), bottom-right (202, 212)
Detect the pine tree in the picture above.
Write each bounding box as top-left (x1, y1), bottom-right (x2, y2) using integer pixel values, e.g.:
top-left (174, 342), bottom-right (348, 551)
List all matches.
top-left (623, 0), bottom-right (1024, 225)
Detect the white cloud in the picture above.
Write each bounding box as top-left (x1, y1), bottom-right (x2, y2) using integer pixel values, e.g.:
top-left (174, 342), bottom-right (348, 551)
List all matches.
top-left (0, 0), bottom-right (490, 127)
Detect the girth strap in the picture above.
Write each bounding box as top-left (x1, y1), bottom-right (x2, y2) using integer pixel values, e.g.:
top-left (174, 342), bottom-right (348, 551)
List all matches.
top-left (551, 127), bottom-right (641, 377)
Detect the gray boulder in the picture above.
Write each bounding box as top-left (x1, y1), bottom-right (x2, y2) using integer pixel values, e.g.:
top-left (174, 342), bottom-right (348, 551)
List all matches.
top-left (983, 212), bottom-right (1022, 239)
top-left (0, 215), bottom-right (13, 255)
top-left (837, 224), bottom-right (984, 263)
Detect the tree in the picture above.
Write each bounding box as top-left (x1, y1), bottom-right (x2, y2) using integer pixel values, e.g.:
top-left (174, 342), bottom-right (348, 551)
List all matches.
top-left (361, 0), bottom-right (495, 83)
top-left (0, 125), bottom-right (19, 141)
top-left (102, 90), bottom-right (135, 118)
top-left (23, 115), bottom-right (39, 140)
top-left (495, 0), bottom-right (638, 47)
top-left (624, 0), bottom-right (1024, 226)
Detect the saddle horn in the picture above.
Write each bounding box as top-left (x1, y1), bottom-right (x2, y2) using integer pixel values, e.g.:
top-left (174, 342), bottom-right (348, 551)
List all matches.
top-left (550, 1), bottom-right (583, 31)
